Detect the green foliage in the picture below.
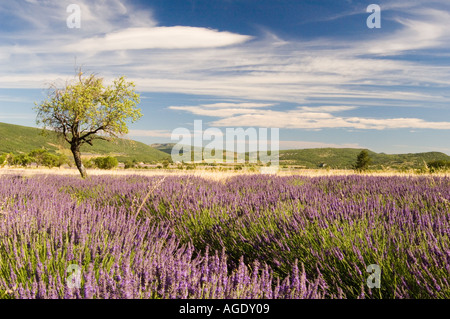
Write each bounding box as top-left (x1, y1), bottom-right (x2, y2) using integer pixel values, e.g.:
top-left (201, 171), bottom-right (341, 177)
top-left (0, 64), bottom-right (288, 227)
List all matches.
top-left (427, 160), bottom-right (450, 173)
top-left (279, 148), bottom-right (450, 170)
top-left (1, 149), bottom-right (69, 169)
top-left (35, 74), bottom-right (142, 142)
top-left (354, 150), bottom-right (372, 172)
top-left (93, 156), bottom-right (118, 170)
top-left (29, 149), bottom-right (47, 166)
top-left (124, 159), bottom-right (137, 169)
top-left (14, 154), bottom-right (33, 167)
top-left (82, 159), bottom-right (95, 169)
top-left (34, 71), bottom-right (144, 177)
top-left (41, 153), bottom-right (59, 168)
top-left (0, 122), bottom-right (169, 163)
top-left (57, 154), bottom-right (69, 167)
top-left (6, 153), bottom-right (15, 166)
top-left (161, 160), bottom-right (170, 168)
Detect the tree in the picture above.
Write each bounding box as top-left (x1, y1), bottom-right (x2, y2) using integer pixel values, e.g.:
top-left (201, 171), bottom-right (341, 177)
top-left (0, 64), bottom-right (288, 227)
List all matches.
top-left (35, 70), bottom-right (142, 178)
top-left (354, 150), bottom-right (372, 172)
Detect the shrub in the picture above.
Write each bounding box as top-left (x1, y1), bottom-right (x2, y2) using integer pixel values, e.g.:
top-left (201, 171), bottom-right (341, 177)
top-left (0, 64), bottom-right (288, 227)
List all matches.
top-left (41, 153), bottom-right (59, 168)
top-left (57, 154), bottom-right (69, 168)
top-left (14, 154), bottom-right (33, 167)
top-left (162, 160), bottom-right (170, 168)
top-left (124, 160), bottom-right (135, 169)
top-left (427, 160), bottom-right (450, 173)
top-left (93, 156), bottom-right (119, 170)
top-left (82, 158), bottom-right (95, 169)
top-left (28, 149), bottom-right (47, 167)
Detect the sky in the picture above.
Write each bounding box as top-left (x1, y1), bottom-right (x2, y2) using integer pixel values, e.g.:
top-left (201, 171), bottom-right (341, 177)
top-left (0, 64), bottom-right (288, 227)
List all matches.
top-left (0, 0), bottom-right (449, 154)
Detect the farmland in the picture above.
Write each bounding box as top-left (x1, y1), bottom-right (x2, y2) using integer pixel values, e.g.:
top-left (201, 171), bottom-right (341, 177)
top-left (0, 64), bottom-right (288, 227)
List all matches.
top-left (0, 170), bottom-right (449, 299)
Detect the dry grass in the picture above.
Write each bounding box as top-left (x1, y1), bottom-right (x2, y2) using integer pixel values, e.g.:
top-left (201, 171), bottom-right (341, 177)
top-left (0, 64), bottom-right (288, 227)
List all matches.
top-left (0, 167), bottom-right (448, 180)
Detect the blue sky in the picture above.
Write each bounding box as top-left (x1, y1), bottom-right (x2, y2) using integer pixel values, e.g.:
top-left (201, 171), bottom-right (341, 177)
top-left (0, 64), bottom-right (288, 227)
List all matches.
top-left (0, 0), bottom-right (449, 154)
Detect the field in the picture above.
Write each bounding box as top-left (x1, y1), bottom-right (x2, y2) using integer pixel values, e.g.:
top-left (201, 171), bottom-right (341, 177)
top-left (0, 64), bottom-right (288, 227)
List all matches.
top-left (0, 169), bottom-right (449, 299)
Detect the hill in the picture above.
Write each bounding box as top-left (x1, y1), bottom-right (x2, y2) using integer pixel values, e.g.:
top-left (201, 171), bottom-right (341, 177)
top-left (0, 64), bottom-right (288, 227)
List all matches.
top-left (150, 143), bottom-right (176, 155)
top-left (279, 148), bottom-right (450, 169)
top-left (152, 143), bottom-right (450, 169)
top-left (0, 122), bottom-right (169, 163)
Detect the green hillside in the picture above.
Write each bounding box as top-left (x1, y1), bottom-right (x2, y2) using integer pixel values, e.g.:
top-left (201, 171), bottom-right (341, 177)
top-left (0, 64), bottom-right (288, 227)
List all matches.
top-left (152, 143), bottom-right (450, 169)
top-left (279, 148), bottom-right (450, 169)
top-left (0, 122), bottom-right (169, 163)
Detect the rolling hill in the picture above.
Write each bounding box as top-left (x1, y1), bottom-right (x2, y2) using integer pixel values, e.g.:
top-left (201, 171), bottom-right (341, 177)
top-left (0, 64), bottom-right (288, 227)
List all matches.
top-left (152, 143), bottom-right (450, 169)
top-left (0, 122), bottom-right (170, 163)
top-left (279, 148), bottom-right (450, 169)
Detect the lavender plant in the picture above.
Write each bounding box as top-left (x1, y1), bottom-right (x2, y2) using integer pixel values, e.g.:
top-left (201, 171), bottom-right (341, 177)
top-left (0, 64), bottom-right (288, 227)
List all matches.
top-left (0, 173), bottom-right (448, 299)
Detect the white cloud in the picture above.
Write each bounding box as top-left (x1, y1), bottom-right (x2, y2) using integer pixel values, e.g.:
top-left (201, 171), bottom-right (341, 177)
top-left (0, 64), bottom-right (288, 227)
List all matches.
top-left (210, 111), bottom-right (450, 130)
top-left (64, 27), bottom-right (252, 52)
top-left (169, 103), bottom-right (450, 130)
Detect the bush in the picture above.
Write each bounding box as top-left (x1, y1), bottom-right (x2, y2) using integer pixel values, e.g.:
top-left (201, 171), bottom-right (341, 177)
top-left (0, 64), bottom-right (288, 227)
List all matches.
top-left (428, 160), bottom-right (450, 173)
top-left (93, 156), bottom-right (119, 170)
top-left (124, 160), bottom-right (135, 169)
top-left (162, 160), bottom-right (170, 168)
top-left (28, 149), bottom-right (47, 167)
top-left (14, 154), bottom-right (33, 167)
top-left (41, 153), bottom-right (59, 168)
top-left (57, 154), bottom-right (70, 168)
top-left (82, 159), bottom-right (95, 169)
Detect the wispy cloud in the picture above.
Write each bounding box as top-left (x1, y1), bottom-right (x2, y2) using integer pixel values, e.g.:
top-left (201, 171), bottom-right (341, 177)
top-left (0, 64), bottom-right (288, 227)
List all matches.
top-left (170, 103), bottom-right (450, 130)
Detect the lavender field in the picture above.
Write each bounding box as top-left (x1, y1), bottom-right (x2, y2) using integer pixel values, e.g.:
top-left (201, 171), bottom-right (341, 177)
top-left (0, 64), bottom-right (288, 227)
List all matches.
top-left (0, 173), bottom-right (449, 299)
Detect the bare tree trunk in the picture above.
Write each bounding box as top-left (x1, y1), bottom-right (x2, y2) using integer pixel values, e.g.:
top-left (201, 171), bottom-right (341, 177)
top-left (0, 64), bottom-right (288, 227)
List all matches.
top-left (71, 143), bottom-right (87, 178)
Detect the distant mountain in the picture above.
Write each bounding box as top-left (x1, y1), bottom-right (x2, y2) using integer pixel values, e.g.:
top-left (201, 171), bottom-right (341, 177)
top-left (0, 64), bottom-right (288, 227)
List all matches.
top-left (152, 143), bottom-right (450, 169)
top-left (0, 122), bottom-right (169, 163)
top-left (150, 143), bottom-right (177, 155)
